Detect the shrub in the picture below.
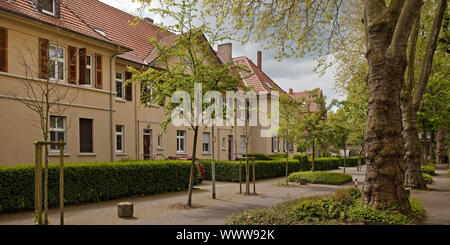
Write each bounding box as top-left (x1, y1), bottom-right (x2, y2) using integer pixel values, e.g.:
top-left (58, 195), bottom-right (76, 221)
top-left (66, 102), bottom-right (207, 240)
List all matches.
top-left (201, 159), bottom-right (307, 182)
top-left (228, 188), bottom-right (424, 225)
top-left (288, 171), bottom-right (353, 185)
top-left (241, 153), bottom-right (272, 160)
top-left (423, 173), bottom-right (433, 184)
top-left (421, 164), bottom-right (436, 176)
top-left (267, 153), bottom-right (288, 159)
top-left (293, 154), bottom-right (308, 162)
top-left (0, 160), bottom-right (197, 213)
top-left (292, 199), bottom-right (326, 222)
top-left (339, 157), bottom-right (366, 167)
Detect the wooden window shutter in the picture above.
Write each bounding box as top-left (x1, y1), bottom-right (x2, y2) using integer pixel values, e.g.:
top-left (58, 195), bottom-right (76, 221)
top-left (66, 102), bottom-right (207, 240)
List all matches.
top-left (38, 38), bottom-right (49, 79)
top-left (79, 48), bottom-right (87, 85)
top-left (0, 27), bottom-right (7, 72)
top-left (68, 46), bottom-right (77, 84)
top-left (125, 71), bottom-right (133, 101)
top-left (95, 54), bottom-right (102, 89)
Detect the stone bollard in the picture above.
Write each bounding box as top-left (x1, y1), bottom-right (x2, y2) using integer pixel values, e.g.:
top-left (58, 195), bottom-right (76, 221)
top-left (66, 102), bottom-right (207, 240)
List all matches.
top-left (299, 178), bottom-right (307, 185)
top-left (118, 202), bottom-right (134, 218)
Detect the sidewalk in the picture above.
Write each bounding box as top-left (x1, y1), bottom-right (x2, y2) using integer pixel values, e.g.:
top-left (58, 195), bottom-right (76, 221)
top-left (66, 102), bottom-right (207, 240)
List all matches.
top-left (0, 168), bottom-right (362, 225)
top-left (411, 164), bottom-right (450, 225)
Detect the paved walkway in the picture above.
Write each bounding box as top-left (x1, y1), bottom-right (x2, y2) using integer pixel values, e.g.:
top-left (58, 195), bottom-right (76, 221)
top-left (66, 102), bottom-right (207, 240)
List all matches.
top-left (0, 167), bottom-right (364, 225)
top-left (0, 165), bottom-right (447, 225)
top-left (411, 164), bottom-right (450, 225)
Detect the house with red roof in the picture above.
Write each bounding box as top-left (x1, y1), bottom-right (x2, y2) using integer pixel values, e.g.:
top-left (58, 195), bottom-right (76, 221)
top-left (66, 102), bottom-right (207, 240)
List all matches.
top-left (0, 0), bottom-right (297, 166)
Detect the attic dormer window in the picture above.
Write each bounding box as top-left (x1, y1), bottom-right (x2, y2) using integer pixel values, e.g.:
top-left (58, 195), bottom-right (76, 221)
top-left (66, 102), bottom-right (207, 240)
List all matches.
top-left (41, 0), bottom-right (56, 16)
top-left (264, 81), bottom-right (273, 89)
top-left (93, 27), bottom-right (107, 37)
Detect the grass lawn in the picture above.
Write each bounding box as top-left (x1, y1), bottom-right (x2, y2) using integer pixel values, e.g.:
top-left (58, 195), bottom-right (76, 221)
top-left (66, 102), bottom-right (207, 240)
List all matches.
top-left (227, 188), bottom-right (425, 225)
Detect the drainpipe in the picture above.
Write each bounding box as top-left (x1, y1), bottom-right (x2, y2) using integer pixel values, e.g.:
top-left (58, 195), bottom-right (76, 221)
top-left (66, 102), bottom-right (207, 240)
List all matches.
top-left (110, 48), bottom-right (120, 162)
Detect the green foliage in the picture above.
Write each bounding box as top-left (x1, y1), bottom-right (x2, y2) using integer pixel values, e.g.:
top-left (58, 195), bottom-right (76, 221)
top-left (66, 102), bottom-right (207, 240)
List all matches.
top-left (0, 160), bottom-right (197, 213)
top-left (421, 164), bottom-right (436, 176)
top-left (267, 153), bottom-right (289, 159)
top-left (201, 158), bottom-right (308, 182)
top-left (242, 153), bottom-right (273, 160)
top-left (340, 157), bottom-right (366, 167)
top-left (422, 173), bottom-right (433, 184)
top-left (293, 154), bottom-right (308, 163)
top-left (288, 171), bottom-right (352, 185)
top-left (227, 188), bottom-right (424, 225)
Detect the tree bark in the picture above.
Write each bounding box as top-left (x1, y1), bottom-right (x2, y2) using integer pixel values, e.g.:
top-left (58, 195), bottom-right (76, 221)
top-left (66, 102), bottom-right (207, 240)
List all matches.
top-left (401, 13), bottom-right (426, 189)
top-left (362, 0), bottom-right (423, 214)
top-left (436, 127), bottom-right (447, 164)
top-left (311, 139), bottom-right (315, 172)
top-left (187, 127), bottom-right (199, 207)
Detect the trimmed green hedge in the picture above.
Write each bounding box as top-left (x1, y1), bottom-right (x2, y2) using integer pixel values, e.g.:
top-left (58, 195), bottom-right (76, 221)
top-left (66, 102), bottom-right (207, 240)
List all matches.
top-left (288, 171), bottom-right (353, 185)
top-left (242, 153), bottom-right (273, 160)
top-left (201, 158), bottom-right (309, 182)
top-left (421, 164), bottom-right (436, 176)
top-left (339, 157), bottom-right (366, 167)
top-left (0, 160), bottom-right (197, 213)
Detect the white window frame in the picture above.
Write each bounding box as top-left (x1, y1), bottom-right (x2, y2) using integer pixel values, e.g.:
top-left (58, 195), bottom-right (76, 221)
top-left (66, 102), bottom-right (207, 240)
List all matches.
top-left (202, 132), bottom-right (211, 154)
top-left (240, 135), bottom-right (247, 154)
top-left (157, 134), bottom-right (163, 149)
top-left (49, 115), bottom-right (66, 152)
top-left (115, 125), bottom-right (124, 153)
top-left (49, 44), bottom-right (65, 82)
top-left (85, 54), bottom-right (94, 87)
top-left (272, 136), bottom-right (280, 153)
top-left (41, 0), bottom-right (56, 16)
top-left (115, 71), bottom-right (124, 99)
top-left (176, 130), bottom-right (186, 153)
top-left (222, 137), bottom-right (226, 150)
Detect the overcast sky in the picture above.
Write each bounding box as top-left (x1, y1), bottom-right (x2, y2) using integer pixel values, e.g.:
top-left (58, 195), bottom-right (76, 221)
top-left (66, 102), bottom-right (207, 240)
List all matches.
top-left (99, 0), bottom-right (344, 104)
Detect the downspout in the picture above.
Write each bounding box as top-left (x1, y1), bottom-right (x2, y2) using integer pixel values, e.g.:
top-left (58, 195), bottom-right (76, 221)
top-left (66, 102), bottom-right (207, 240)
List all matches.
top-left (110, 47), bottom-right (120, 162)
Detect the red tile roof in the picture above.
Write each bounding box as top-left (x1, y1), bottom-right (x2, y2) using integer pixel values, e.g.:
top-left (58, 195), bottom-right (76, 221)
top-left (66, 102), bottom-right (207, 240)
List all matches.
top-left (63, 0), bottom-right (173, 64)
top-left (233, 56), bottom-right (285, 94)
top-left (0, 0), bottom-right (118, 46)
top-left (289, 89), bottom-right (323, 112)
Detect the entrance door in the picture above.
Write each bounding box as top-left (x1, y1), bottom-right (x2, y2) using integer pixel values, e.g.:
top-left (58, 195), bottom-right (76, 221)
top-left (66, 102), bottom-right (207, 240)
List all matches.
top-left (228, 135), bottom-right (233, 160)
top-left (143, 129), bottom-right (152, 160)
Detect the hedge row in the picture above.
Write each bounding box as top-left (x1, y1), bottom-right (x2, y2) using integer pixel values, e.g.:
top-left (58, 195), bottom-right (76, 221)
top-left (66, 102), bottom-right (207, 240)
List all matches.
top-left (339, 157), bottom-right (366, 167)
top-left (201, 159), bottom-right (309, 182)
top-left (0, 160), bottom-right (197, 213)
top-left (288, 171), bottom-right (353, 185)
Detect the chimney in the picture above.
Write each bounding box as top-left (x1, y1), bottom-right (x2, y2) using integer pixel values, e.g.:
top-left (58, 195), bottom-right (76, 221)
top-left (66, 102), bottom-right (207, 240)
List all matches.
top-left (257, 51), bottom-right (262, 70)
top-left (144, 17), bottom-right (154, 24)
top-left (217, 43), bottom-right (233, 64)
top-left (289, 88), bottom-right (293, 95)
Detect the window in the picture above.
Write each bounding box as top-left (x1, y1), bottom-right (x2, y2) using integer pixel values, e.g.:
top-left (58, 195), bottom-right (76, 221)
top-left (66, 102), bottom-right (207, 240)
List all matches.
top-left (79, 118), bottom-right (93, 153)
top-left (49, 45), bottom-right (65, 81)
top-left (240, 135), bottom-right (246, 154)
top-left (0, 27), bottom-right (7, 72)
top-left (49, 116), bottom-right (65, 152)
top-left (86, 54), bottom-right (93, 85)
top-left (272, 136), bottom-right (280, 153)
top-left (41, 0), bottom-right (56, 16)
top-left (116, 125), bottom-right (124, 153)
top-left (202, 132), bottom-right (211, 153)
top-left (176, 130), bottom-right (186, 153)
top-left (222, 137), bottom-right (226, 150)
top-left (283, 141), bottom-right (288, 152)
top-left (116, 72), bottom-right (123, 99)
top-left (157, 134), bottom-right (163, 149)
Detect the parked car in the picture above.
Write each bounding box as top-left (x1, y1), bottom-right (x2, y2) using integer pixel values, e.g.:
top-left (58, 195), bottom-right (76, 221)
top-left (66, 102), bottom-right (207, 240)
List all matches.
top-left (165, 156), bottom-right (205, 184)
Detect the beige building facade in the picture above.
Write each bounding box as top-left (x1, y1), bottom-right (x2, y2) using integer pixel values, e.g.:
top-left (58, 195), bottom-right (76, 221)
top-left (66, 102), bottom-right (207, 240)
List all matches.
top-left (0, 0), bottom-right (293, 166)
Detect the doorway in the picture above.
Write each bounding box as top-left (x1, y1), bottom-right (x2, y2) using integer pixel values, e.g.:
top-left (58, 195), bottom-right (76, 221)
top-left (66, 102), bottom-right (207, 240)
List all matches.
top-left (228, 135), bottom-right (233, 160)
top-left (143, 129), bottom-right (152, 160)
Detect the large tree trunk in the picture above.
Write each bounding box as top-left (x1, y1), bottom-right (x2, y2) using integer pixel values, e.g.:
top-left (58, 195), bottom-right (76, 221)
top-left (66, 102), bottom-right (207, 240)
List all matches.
top-left (362, 0), bottom-right (423, 214)
top-left (436, 127), bottom-right (447, 164)
top-left (401, 13), bottom-right (426, 189)
top-left (402, 102), bottom-right (427, 189)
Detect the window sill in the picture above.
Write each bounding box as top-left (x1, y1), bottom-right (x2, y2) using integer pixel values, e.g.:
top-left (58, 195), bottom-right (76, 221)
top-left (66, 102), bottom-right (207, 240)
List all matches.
top-left (116, 153), bottom-right (127, 156)
top-left (49, 153), bottom-right (70, 157)
top-left (78, 153), bottom-right (96, 156)
top-left (176, 152), bottom-right (187, 155)
top-left (157, 147), bottom-right (164, 150)
top-left (202, 152), bottom-right (212, 155)
top-left (115, 98), bottom-right (127, 103)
